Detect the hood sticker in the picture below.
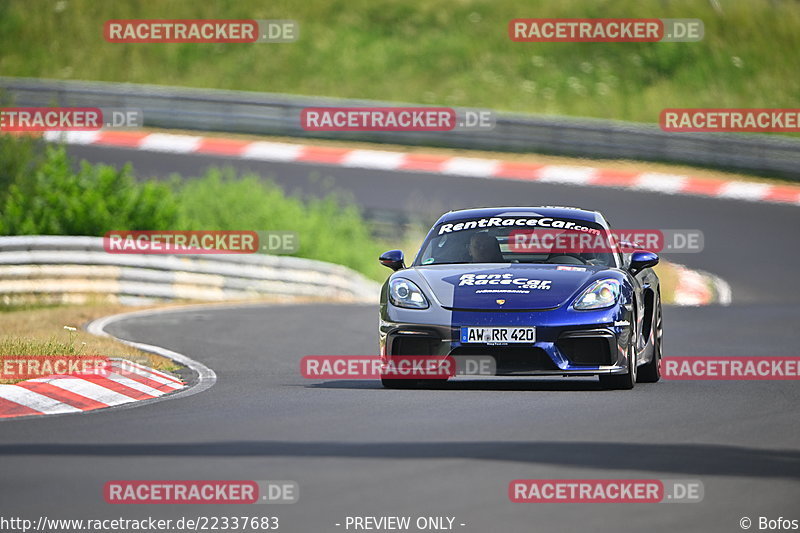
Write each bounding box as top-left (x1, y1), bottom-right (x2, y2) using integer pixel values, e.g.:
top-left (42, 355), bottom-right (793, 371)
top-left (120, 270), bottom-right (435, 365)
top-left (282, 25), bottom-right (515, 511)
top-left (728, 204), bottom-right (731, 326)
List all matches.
top-left (458, 273), bottom-right (551, 290)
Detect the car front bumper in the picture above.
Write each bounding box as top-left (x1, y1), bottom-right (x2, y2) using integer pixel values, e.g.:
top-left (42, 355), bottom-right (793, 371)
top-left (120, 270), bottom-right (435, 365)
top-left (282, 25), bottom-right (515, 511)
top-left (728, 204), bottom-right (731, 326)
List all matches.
top-left (379, 306), bottom-right (633, 376)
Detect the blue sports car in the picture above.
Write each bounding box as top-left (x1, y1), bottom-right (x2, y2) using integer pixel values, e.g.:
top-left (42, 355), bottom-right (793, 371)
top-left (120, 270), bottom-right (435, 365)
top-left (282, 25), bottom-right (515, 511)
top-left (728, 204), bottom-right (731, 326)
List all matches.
top-left (378, 206), bottom-right (662, 390)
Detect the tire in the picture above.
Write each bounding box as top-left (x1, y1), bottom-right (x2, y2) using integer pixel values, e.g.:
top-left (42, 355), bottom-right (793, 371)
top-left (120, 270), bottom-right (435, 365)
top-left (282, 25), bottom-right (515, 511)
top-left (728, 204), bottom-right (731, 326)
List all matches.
top-left (599, 355), bottom-right (636, 390)
top-left (381, 377), bottom-right (448, 388)
top-left (637, 298), bottom-right (662, 383)
top-left (381, 377), bottom-right (420, 389)
top-left (599, 311), bottom-right (637, 390)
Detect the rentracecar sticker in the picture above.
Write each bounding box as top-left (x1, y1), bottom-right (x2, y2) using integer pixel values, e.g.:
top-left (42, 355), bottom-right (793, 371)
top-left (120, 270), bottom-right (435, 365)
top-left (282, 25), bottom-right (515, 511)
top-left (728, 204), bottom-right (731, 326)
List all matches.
top-left (458, 273), bottom-right (552, 290)
top-left (438, 217), bottom-right (600, 235)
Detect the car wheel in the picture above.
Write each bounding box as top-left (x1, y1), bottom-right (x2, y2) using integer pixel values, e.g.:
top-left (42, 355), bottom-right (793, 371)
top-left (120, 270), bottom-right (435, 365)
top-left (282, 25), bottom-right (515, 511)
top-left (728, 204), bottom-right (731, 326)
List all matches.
top-left (637, 298), bottom-right (662, 383)
top-left (599, 315), bottom-right (637, 390)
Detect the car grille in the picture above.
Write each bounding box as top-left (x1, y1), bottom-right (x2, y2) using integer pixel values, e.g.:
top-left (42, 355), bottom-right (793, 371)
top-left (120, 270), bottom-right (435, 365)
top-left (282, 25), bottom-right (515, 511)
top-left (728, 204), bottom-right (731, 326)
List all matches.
top-left (556, 336), bottom-right (613, 366)
top-left (448, 346), bottom-right (558, 373)
top-left (392, 336), bottom-right (440, 356)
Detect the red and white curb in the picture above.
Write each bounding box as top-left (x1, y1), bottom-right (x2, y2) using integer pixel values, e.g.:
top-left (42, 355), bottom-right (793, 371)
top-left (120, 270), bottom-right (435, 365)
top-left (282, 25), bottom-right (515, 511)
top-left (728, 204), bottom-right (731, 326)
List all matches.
top-left (43, 130), bottom-right (800, 206)
top-left (0, 306), bottom-right (217, 420)
top-left (673, 264), bottom-right (732, 307)
top-left (0, 359), bottom-right (184, 419)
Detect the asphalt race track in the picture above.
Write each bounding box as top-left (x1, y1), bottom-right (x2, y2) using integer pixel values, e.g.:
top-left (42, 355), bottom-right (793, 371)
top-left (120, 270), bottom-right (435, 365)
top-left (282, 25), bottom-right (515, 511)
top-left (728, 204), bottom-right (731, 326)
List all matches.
top-left (1, 144), bottom-right (798, 532)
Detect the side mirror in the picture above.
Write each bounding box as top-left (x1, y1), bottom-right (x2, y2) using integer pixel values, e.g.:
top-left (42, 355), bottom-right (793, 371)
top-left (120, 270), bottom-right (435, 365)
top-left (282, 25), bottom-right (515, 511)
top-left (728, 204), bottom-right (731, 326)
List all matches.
top-left (379, 250), bottom-right (405, 271)
top-left (629, 250), bottom-right (659, 275)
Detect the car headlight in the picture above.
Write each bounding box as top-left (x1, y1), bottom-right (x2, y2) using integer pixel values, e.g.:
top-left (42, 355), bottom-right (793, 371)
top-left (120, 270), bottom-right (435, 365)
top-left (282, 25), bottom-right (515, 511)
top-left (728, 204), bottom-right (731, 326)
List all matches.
top-left (389, 278), bottom-right (429, 309)
top-left (573, 279), bottom-right (620, 310)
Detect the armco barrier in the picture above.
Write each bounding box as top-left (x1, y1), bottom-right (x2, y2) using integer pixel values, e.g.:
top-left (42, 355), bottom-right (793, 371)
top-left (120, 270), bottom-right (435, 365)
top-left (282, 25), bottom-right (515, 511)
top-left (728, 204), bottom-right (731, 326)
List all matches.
top-left (0, 236), bottom-right (380, 304)
top-left (2, 77), bottom-right (799, 179)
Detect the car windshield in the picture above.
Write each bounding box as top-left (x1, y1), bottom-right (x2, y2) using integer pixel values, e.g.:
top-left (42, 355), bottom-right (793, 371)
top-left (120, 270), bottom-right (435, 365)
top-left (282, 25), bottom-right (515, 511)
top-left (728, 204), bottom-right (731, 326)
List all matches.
top-left (415, 217), bottom-right (619, 267)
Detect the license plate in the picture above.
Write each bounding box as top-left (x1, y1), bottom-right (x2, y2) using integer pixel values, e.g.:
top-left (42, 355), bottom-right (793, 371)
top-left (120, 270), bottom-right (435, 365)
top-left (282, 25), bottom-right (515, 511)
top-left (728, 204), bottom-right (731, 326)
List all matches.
top-left (460, 327), bottom-right (536, 344)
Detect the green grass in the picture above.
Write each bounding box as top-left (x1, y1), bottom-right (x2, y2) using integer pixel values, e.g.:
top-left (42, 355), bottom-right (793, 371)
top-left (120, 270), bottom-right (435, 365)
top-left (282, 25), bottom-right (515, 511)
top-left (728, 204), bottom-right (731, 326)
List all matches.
top-left (0, 300), bottom-right (64, 313)
top-left (0, 335), bottom-right (83, 357)
top-left (0, 304), bottom-right (180, 384)
top-left (0, 327), bottom-right (85, 384)
top-left (1, 0), bottom-right (798, 123)
top-left (177, 169), bottom-right (386, 279)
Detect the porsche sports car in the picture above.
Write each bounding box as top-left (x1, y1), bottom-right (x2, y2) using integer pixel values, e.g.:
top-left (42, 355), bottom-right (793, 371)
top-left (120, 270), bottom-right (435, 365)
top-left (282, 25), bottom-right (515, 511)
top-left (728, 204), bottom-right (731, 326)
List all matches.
top-left (378, 207), bottom-right (662, 390)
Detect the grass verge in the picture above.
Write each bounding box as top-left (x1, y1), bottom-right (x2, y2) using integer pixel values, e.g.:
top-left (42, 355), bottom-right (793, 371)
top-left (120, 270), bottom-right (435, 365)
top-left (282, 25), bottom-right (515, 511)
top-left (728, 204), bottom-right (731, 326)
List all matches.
top-left (0, 303), bottom-right (178, 385)
top-left (1, 0), bottom-right (798, 126)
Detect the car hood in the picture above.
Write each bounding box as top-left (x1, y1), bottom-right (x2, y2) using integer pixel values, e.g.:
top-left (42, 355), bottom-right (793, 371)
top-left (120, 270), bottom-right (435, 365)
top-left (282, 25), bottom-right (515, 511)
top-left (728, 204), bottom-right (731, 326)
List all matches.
top-left (412, 263), bottom-right (608, 310)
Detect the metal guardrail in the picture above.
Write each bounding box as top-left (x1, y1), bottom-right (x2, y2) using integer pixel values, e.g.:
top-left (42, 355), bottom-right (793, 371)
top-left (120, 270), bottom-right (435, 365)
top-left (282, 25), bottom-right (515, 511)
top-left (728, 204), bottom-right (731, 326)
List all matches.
top-left (0, 236), bottom-right (380, 304)
top-left (2, 77), bottom-right (799, 180)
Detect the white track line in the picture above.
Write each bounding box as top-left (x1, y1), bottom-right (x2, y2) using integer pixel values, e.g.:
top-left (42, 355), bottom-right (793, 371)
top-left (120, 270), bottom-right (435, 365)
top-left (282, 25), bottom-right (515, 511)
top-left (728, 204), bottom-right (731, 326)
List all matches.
top-left (139, 133), bottom-right (201, 153)
top-left (537, 165), bottom-right (597, 184)
top-left (634, 173), bottom-right (689, 194)
top-left (87, 308), bottom-right (218, 403)
top-left (341, 149), bottom-right (406, 169)
top-left (242, 141), bottom-right (304, 161)
top-left (441, 157), bottom-right (500, 177)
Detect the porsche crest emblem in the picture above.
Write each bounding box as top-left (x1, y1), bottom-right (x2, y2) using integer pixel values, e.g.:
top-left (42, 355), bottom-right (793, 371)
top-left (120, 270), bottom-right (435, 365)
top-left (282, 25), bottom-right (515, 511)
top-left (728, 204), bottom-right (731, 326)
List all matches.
top-left (496, 299), bottom-right (506, 305)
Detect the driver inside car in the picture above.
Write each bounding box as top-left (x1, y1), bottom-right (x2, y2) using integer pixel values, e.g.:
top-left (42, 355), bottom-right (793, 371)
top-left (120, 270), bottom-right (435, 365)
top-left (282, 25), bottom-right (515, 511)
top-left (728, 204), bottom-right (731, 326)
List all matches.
top-left (468, 232), bottom-right (505, 263)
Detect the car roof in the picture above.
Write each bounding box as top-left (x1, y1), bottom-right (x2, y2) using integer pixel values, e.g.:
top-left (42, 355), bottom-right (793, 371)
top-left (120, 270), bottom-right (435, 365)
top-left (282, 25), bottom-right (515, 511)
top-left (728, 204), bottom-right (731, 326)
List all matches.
top-left (435, 206), bottom-right (606, 226)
